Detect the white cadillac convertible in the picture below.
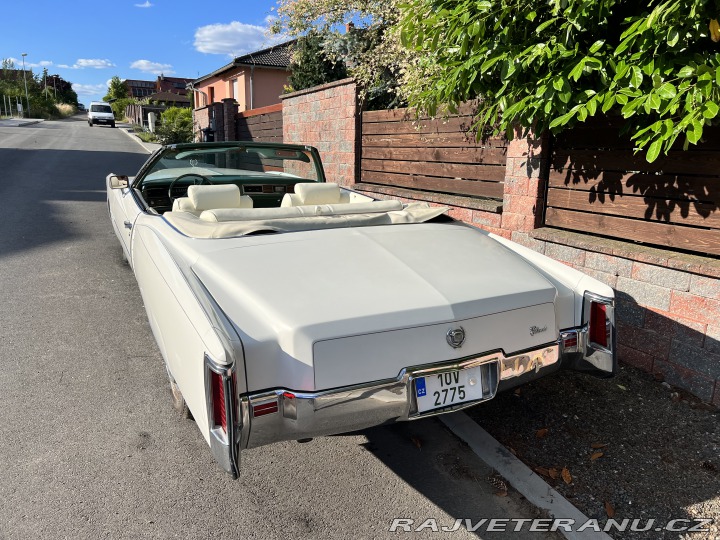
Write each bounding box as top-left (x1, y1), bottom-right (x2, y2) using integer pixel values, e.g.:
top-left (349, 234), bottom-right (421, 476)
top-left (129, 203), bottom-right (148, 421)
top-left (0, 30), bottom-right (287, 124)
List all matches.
top-left (107, 141), bottom-right (616, 477)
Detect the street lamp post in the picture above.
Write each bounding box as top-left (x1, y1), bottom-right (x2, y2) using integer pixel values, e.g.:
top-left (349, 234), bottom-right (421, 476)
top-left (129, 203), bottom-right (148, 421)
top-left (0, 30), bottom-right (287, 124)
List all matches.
top-left (21, 53), bottom-right (30, 118)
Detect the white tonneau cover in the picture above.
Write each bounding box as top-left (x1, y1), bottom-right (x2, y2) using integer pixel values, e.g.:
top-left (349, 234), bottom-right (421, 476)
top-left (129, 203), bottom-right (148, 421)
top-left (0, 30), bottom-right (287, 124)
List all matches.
top-left (163, 201), bottom-right (448, 238)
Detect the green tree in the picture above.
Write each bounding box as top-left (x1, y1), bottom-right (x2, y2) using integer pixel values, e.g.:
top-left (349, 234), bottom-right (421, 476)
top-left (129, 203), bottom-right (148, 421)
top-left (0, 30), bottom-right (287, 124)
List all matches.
top-left (156, 107), bottom-right (193, 144)
top-left (287, 31), bottom-right (347, 92)
top-left (104, 75), bottom-right (128, 101)
top-left (272, 0), bottom-right (408, 108)
top-left (401, 0), bottom-right (720, 162)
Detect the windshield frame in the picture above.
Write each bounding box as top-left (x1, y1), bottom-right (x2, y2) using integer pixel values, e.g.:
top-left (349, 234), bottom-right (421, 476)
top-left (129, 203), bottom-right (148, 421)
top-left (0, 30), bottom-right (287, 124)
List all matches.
top-left (132, 141), bottom-right (327, 190)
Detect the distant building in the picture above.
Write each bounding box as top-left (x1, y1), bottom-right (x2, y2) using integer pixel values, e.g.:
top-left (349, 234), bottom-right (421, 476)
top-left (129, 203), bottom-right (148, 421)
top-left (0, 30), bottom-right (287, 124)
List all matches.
top-left (146, 90), bottom-right (191, 107)
top-left (125, 75), bottom-right (194, 99)
top-left (125, 79), bottom-right (156, 98)
top-left (189, 40), bottom-right (294, 111)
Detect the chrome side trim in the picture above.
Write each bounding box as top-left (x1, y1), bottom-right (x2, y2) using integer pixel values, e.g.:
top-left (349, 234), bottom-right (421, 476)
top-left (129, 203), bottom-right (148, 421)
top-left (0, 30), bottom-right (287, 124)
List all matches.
top-left (244, 344), bottom-right (560, 449)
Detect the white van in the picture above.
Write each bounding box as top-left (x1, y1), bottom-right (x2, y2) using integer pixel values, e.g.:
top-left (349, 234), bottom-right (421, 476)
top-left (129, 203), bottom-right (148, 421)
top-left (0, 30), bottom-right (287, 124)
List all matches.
top-left (88, 101), bottom-right (116, 128)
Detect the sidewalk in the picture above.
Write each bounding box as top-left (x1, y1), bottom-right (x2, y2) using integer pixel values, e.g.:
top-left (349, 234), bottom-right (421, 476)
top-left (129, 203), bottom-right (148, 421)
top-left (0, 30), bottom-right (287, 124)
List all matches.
top-left (118, 123), bottom-right (162, 154)
top-left (0, 118), bottom-right (44, 127)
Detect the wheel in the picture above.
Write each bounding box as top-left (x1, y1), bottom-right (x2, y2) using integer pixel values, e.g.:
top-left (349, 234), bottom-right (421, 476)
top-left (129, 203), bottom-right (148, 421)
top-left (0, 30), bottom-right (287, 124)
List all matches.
top-left (111, 122), bottom-right (116, 128)
top-left (88, 121), bottom-right (93, 127)
top-left (167, 173), bottom-right (213, 202)
top-left (167, 367), bottom-right (193, 420)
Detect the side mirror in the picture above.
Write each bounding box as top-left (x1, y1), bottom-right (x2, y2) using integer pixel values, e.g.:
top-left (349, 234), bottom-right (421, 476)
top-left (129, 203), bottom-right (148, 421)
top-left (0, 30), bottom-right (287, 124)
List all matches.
top-left (109, 174), bottom-right (129, 189)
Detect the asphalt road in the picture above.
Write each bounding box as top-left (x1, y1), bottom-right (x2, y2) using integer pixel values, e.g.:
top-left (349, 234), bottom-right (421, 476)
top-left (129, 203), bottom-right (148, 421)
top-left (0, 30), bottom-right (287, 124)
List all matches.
top-left (0, 117), bottom-right (558, 540)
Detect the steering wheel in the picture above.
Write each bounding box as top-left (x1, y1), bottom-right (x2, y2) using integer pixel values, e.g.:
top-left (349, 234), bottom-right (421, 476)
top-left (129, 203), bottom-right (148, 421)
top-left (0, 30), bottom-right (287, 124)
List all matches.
top-left (167, 173), bottom-right (213, 201)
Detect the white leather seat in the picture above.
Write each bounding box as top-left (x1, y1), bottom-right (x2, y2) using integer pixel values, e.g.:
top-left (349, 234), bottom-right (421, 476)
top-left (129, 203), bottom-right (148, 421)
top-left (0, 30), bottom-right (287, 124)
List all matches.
top-left (281, 183), bottom-right (350, 207)
top-left (171, 184), bottom-right (252, 216)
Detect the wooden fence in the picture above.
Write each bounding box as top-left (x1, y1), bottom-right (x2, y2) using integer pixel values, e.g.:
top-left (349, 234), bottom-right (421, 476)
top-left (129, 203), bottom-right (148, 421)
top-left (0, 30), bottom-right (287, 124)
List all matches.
top-left (236, 103), bottom-right (283, 143)
top-left (360, 105), bottom-right (507, 200)
top-left (548, 117), bottom-right (720, 256)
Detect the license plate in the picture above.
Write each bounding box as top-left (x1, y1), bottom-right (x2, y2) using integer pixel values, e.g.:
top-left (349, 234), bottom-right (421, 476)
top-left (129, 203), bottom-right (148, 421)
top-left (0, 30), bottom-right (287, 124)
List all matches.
top-left (415, 366), bottom-right (486, 413)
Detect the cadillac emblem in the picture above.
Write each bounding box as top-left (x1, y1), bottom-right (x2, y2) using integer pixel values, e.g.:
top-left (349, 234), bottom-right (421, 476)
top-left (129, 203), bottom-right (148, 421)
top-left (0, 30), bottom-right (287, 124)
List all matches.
top-left (446, 327), bottom-right (466, 349)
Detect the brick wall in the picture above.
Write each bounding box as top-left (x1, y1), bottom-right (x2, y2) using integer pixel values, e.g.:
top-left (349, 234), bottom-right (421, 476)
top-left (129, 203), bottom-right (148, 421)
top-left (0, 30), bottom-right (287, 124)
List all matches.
top-left (280, 79), bottom-right (358, 187)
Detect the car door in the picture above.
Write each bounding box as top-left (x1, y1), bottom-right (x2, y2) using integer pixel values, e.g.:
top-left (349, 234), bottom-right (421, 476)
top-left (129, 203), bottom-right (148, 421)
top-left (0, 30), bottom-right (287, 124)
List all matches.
top-left (108, 177), bottom-right (143, 264)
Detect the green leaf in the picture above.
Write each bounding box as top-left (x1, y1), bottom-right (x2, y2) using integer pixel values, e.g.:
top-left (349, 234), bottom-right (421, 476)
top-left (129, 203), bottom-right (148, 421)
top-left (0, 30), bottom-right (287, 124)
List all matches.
top-left (602, 94), bottom-right (616, 113)
top-left (553, 77), bottom-right (564, 91)
top-left (687, 120), bottom-right (704, 144)
top-left (589, 40), bottom-right (604, 54)
top-left (587, 97), bottom-right (598, 116)
top-left (666, 28), bottom-right (679, 47)
top-left (615, 93), bottom-right (628, 105)
top-left (704, 101), bottom-right (719, 119)
top-left (536, 18), bottom-right (558, 34)
top-left (678, 66), bottom-right (695, 78)
top-left (630, 66), bottom-right (643, 88)
top-left (648, 93), bottom-right (661, 111)
top-left (657, 83), bottom-right (676, 99)
top-left (646, 139), bottom-right (662, 163)
top-left (526, 11), bottom-right (537, 21)
top-left (717, 66), bottom-right (720, 86)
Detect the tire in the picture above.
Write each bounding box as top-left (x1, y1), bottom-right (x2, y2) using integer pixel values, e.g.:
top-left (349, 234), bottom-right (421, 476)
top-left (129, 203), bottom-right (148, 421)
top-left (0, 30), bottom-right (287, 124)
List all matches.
top-left (111, 122), bottom-right (116, 128)
top-left (167, 367), bottom-right (193, 420)
top-left (88, 121), bottom-right (93, 127)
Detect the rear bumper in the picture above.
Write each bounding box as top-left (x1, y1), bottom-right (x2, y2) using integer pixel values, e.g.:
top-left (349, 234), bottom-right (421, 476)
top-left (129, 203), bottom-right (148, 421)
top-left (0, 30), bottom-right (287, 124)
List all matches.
top-left (209, 295), bottom-right (615, 475)
top-left (243, 343), bottom-right (561, 450)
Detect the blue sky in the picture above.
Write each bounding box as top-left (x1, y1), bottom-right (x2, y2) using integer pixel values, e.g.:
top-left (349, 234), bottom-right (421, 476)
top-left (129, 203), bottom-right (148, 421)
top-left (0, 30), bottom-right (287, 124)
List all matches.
top-left (1, 0), bottom-right (284, 105)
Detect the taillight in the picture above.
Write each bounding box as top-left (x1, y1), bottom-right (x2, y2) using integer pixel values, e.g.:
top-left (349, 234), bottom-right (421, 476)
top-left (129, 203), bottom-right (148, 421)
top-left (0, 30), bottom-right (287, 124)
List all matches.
top-left (252, 400), bottom-right (279, 417)
top-left (589, 301), bottom-right (608, 348)
top-left (210, 370), bottom-right (227, 433)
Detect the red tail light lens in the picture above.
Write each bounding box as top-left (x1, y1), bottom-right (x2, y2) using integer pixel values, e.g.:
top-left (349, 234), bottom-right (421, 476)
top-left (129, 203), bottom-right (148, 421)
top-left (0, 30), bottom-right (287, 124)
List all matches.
top-left (211, 371), bottom-right (227, 433)
top-left (589, 301), bottom-right (608, 348)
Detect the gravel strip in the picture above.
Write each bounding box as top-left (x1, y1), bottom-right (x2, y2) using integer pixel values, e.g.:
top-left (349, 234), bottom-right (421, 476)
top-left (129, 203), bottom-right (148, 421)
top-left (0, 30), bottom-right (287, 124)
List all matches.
top-left (466, 365), bottom-right (719, 539)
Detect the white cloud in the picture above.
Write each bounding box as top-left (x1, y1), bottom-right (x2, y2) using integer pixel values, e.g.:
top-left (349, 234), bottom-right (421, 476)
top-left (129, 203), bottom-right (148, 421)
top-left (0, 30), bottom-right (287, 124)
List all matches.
top-left (194, 21), bottom-right (283, 56)
top-left (3, 57), bottom-right (53, 69)
top-left (134, 0), bottom-right (153, 7)
top-left (130, 59), bottom-right (174, 75)
top-left (57, 58), bottom-right (115, 69)
top-left (72, 83), bottom-right (107, 96)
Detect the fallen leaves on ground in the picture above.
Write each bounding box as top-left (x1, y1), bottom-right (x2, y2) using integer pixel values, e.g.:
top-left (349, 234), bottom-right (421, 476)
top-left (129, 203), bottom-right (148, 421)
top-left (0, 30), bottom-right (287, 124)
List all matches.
top-left (534, 466), bottom-right (550, 477)
top-left (591, 442), bottom-right (608, 449)
top-left (410, 437), bottom-right (422, 450)
top-left (562, 467), bottom-right (572, 484)
top-left (590, 451), bottom-right (604, 461)
top-left (605, 501), bottom-right (615, 518)
top-left (536, 428), bottom-right (549, 438)
top-left (548, 468), bottom-right (560, 479)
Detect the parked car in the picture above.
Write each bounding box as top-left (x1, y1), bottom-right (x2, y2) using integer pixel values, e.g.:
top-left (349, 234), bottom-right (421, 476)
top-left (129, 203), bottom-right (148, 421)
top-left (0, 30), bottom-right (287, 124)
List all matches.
top-left (88, 101), bottom-right (115, 127)
top-left (107, 141), bottom-right (616, 477)
top-left (77, 103), bottom-right (86, 112)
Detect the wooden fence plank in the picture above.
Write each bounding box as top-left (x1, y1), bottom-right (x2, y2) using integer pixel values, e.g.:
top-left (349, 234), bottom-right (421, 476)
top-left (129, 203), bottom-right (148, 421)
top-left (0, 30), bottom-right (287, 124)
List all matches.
top-left (361, 170), bottom-right (504, 199)
top-left (362, 102), bottom-right (478, 123)
top-left (545, 208), bottom-right (720, 256)
top-left (362, 133), bottom-right (507, 148)
top-left (362, 116), bottom-right (477, 136)
top-left (362, 145), bottom-right (507, 165)
top-left (361, 157), bottom-right (506, 182)
top-left (547, 187), bottom-right (720, 229)
top-left (548, 170), bottom-right (720, 206)
top-left (552, 148), bottom-right (720, 177)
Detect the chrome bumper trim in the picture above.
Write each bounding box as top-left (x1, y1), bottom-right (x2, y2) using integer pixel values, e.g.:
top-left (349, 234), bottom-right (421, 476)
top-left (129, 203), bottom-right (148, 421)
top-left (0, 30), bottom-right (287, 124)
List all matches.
top-left (243, 344), bottom-right (560, 450)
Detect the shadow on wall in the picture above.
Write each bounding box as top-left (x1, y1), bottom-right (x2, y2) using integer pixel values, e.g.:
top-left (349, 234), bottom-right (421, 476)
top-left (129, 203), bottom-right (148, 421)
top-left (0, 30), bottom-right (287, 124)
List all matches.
top-left (548, 116), bottom-right (720, 256)
top-left (614, 290), bottom-right (719, 401)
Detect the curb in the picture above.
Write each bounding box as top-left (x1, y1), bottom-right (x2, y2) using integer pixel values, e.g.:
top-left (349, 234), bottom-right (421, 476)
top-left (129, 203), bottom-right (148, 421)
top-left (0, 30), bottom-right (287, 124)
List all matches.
top-left (440, 412), bottom-right (613, 540)
top-left (119, 125), bottom-right (162, 154)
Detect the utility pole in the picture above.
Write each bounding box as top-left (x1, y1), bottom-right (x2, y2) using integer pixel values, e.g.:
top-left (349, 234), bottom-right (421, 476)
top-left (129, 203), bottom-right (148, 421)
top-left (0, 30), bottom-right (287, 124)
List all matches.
top-left (21, 53), bottom-right (30, 117)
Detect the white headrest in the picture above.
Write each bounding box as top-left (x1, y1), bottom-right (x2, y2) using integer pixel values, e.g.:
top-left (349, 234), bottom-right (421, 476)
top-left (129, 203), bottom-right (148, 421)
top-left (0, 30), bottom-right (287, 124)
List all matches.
top-left (294, 183), bottom-right (342, 205)
top-left (187, 184), bottom-right (243, 211)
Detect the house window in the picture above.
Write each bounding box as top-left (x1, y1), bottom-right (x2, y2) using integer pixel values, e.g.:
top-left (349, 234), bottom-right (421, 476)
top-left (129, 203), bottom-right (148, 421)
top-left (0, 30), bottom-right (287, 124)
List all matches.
top-left (209, 87), bottom-right (215, 104)
top-left (231, 78), bottom-right (238, 100)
